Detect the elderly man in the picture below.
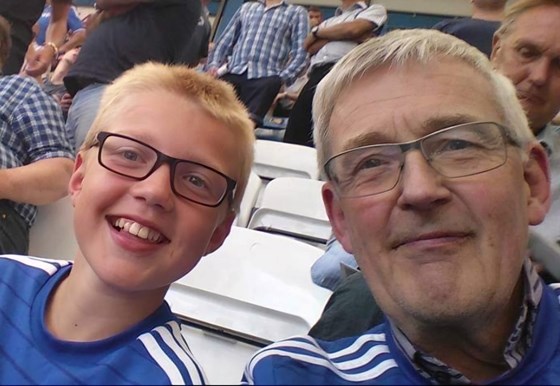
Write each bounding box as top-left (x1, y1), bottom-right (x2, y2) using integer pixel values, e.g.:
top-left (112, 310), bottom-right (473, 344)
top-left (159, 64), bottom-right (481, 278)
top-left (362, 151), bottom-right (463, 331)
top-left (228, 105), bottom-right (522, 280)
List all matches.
top-left (0, 16), bottom-right (74, 254)
top-left (311, 0), bottom-right (560, 297)
top-left (242, 29), bottom-right (558, 384)
top-left (492, 0), bottom-right (560, 248)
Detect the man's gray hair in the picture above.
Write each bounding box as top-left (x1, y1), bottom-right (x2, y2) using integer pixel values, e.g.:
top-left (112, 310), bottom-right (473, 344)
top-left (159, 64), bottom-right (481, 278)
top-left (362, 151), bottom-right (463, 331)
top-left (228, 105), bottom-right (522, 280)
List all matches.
top-left (312, 29), bottom-right (534, 177)
top-left (496, 0), bottom-right (560, 38)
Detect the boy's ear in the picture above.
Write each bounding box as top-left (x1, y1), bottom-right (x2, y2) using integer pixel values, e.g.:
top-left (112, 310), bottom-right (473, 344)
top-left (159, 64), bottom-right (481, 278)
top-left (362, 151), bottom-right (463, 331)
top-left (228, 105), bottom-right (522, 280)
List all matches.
top-left (204, 211), bottom-right (236, 255)
top-left (525, 143), bottom-right (551, 225)
top-left (68, 152), bottom-right (86, 206)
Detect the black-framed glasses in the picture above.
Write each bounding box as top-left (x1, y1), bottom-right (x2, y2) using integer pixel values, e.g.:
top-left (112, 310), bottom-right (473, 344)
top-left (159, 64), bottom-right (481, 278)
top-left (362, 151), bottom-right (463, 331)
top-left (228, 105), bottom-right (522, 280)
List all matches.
top-left (325, 121), bottom-right (518, 198)
top-left (94, 132), bottom-right (237, 207)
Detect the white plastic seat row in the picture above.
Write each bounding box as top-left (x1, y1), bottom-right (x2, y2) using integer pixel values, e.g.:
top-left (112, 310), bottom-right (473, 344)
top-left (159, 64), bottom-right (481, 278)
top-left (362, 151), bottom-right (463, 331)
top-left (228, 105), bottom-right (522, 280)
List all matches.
top-left (252, 139), bottom-right (319, 180)
top-left (247, 177), bottom-right (331, 245)
top-left (235, 171), bottom-right (265, 228)
top-left (29, 195), bottom-right (77, 260)
top-left (166, 226), bottom-right (331, 343)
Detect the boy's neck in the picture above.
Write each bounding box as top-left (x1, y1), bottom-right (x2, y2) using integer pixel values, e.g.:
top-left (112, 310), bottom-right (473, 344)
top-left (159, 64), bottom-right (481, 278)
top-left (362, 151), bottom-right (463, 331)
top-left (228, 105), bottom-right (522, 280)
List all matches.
top-left (45, 258), bottom-right (168, 342)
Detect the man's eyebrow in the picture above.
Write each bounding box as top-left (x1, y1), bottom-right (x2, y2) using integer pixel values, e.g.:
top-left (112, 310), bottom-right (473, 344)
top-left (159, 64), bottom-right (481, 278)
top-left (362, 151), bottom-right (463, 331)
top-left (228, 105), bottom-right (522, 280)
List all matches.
top-left (341, 131), bottom-right (392, 152)
top-left (420, 114), bottom-right (481, 133)
top-left (339, 114), bottom-right (482, 152)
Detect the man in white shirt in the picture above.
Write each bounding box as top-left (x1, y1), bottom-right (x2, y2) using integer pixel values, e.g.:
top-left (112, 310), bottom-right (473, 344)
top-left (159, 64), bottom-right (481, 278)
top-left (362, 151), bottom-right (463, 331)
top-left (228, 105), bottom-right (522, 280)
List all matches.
top-left (283, 0), bottom-right (387, 146)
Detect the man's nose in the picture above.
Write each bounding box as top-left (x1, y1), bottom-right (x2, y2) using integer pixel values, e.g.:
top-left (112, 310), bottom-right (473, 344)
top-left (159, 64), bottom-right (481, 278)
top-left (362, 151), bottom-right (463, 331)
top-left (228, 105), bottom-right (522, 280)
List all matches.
top-left (395, 151), bottom-right (452, 211)
top-left (528, 58), bottom-right (552, 87)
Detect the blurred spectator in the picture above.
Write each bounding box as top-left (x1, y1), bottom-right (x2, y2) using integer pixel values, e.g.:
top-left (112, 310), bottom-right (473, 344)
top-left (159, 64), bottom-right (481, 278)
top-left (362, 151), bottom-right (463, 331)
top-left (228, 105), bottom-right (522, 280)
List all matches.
top-left (1, 0), bottom-right (71, 76)
top-left (63, 0), bottom-right (201, 152)
top-left (433, 0), bottom-right (506, 57)
top-left (0, 15), bottom-right (74, 254)
top-left (206, 0), bottom-right (309, 127)
top-left (35, 0), bottom-right (85, 55)
top-left (308, 5), bottom-right (323, 28)
top-left (269, 6), bottom-right (324, 118)
top-left (283, 0), bottom-right (387, 146)
top-left (492, 0), bottom-right (560, 248)
top-left (182, 0), bottom-right (212, 68)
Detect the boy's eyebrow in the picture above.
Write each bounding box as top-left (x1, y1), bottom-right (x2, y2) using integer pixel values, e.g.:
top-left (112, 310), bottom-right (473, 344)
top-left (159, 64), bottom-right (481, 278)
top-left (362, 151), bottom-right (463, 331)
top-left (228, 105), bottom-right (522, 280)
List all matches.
top-left (340, 113), bottom-right (481, 152)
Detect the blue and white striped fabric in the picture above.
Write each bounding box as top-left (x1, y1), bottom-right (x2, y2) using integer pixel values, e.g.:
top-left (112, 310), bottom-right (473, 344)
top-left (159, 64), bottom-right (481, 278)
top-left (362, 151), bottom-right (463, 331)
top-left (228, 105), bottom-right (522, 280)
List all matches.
top-left (242, 332), bottom-right (399, 384)
top-left (0, 76), bottom-right (73, 227)
top-left (0, 255), bottom-right (207, 384)
top-left (242, 263), bottom-right (560, 384)
top-left (208, 0), bottom-right (309, 86)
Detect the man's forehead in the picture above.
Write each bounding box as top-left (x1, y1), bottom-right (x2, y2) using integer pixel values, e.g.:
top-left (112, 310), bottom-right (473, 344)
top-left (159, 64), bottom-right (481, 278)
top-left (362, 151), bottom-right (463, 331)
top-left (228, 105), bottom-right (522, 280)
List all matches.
top-left (337, 114), bottom-right (485, 151)
top-left (504, 4), bottom-right (560, 43)
top-left (328, 59), bottom-right (501, 153)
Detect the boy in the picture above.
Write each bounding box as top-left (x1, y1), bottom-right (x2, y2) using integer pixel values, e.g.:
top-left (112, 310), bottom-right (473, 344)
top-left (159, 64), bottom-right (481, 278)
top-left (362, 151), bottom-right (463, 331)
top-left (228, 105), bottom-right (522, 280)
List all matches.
top-left (0, 62), bottom-right (254, 384)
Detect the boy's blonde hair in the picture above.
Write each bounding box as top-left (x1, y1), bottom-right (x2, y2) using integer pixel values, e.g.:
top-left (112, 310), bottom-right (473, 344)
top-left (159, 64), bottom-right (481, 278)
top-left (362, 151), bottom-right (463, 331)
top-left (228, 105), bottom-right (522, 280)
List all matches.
top-left (82, 62), bottom-right (255, 211)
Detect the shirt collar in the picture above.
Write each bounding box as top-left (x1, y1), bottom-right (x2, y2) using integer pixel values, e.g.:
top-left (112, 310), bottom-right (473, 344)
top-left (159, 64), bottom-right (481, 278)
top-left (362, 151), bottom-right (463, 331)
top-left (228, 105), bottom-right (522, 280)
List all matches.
top-left (390, 257), bottom-right (543, 384)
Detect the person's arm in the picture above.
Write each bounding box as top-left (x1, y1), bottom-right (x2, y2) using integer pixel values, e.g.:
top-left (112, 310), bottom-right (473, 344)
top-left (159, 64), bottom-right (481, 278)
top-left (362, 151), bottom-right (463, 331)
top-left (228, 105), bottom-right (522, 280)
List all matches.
top-left (59, 29), bottom-right (86, 54)
top-left (304, 38), bottom-right (328, 55)
top-left (305, 5), bottom-right (387, 54)
top-left (279, 7), bottom-right (310, 86)
top-left (308, 19), bottom-right (376, 46)
top-left (1, 80), bottom-right (75, 205)
top-left (24, 0), bottom-right (71, 76)
top-left (206, 6), bottom-right (243, 75)
top-left (0, 158), bottom-right (73, 205)
top-left (58, 7), bottom-right (86, 54)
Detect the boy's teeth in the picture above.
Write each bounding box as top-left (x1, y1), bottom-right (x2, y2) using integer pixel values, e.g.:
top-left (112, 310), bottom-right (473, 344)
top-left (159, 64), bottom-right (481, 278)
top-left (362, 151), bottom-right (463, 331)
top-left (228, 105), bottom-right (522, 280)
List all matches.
top-left (138, 227), bottom-right (149, 239)
top-left (113, 218), bottom-right (162, 243)
top-left (129, 222), bottom-right (140, 236)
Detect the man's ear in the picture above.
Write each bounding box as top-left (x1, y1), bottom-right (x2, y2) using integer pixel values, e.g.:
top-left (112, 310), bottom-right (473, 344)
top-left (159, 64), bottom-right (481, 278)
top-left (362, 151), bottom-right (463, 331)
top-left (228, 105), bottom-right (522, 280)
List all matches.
top-left (204, 210), bottom-right (236, 255)
top-left (490, 32), bottom-right (502, 63)
top-left (68, 152), bottom-right (86, 207)
top-left (525, 144), bottom-right (551, 225)
top-left (322, 182), bottom-right (353, 254)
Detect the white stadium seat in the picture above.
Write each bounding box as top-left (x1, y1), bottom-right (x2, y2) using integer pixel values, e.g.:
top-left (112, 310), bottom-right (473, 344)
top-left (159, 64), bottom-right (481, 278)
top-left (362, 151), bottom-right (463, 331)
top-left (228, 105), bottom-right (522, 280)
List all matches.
top-left (235, 171), bottom-right (264, 228)
top-left (253, 139), bottom-right (319, 180)
top-left (166, 226), bottom-right (331, 343)
top-left (29, 196), bottom-right (77, 260)
top-left (247, 177), bottom-right (331, 245)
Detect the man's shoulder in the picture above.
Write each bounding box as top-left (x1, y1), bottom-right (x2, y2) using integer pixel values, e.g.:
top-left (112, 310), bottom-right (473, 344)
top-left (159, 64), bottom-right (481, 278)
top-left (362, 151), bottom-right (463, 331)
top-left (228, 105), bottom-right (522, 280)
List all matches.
top-left (433, 17), bottom-right (498, 34)
top-left (244, 328), bottom-right (402, 384)
top-left (285, 3), bottom-right (308, 16)
top-left (241, 1), bottom-right (263, 11)
top-left (433, 18), bottom-right (461, 32)
top-left (0, 75), bottom-right (43, 96)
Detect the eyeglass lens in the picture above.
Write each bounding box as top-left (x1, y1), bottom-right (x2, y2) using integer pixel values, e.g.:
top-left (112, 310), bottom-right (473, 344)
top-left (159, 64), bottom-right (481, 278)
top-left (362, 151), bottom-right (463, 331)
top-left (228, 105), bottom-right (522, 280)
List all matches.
top-left (98, 133), bottom-right (231, 206)
top-left (327, 122), bottom-right (509, 198)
